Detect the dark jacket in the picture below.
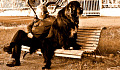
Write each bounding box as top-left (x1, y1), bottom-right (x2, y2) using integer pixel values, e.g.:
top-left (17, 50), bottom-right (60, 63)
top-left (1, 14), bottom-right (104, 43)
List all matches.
top-left (27, 15), bottom-right (56, 38)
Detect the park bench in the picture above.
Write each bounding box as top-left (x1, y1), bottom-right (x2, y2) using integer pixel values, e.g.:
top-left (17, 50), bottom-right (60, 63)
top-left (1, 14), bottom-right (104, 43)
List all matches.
top-left (21, 27), bottom-right (104, 59)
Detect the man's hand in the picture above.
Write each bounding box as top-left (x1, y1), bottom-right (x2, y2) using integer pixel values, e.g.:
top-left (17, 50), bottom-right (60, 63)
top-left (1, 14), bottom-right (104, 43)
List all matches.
top-left (27, 33), bottom-right (33, 38)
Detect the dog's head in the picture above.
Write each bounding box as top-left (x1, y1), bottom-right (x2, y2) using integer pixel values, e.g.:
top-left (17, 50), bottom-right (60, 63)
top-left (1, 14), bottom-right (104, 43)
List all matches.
top-left (64, 1), bottom-right (83, 23)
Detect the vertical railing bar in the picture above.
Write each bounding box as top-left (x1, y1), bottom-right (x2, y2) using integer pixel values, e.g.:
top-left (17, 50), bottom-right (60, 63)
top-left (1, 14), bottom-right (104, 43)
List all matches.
top-left (86, 0), bottom-right (88, 14)
top-left (88, 0), bottom-right (90, 11)
top-left (90, 0), bottom-right (91, 14)
top-left (86, 0), bottom-right (87, 14)
top-left (84, 0), bottom-right (86, 15)
top-left (97, 0), bottom-right (98, 10)
top-left (91, 0), bottom-right (93, 11)
top-left (93, 0), bottom-right (94, 11)
top-left (98, 0), bottom-right (100, 10)
top-left (98, 0), bottom-right (100, 11)
top-left (89, 0), bottom-right (91, 14)
top-left (93, 0), bottom-right (95, 11)
top-left (96, 0), bottom-right (98, 10)
top-left (98, 0), bottom-right (99, 13)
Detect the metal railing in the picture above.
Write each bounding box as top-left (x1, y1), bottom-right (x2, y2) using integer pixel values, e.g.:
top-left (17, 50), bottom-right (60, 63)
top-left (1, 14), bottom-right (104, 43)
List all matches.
top-left (78, 0), bottom-right (100, 16)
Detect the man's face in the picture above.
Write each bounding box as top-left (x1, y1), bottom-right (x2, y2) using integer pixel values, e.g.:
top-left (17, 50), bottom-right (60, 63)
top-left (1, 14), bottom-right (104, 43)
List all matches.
top-left (36, 5), bottom-right (47, 19)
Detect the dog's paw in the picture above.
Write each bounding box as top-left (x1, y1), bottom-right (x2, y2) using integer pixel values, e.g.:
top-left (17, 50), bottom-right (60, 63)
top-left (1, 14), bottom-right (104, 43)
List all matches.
top-left (42, 66), bottom-right (51, 70)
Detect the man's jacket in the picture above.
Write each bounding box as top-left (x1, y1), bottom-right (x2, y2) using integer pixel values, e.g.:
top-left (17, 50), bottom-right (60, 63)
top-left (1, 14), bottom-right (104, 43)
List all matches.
top-left (27, 15), bottom-right (56, 38)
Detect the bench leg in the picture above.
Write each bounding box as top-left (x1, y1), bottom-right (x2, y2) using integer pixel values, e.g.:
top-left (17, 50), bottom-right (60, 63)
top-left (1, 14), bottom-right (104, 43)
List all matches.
top-left (23, 51), bottom-right (29, 59)
top-left (94, 52), bottom-right (96, 59)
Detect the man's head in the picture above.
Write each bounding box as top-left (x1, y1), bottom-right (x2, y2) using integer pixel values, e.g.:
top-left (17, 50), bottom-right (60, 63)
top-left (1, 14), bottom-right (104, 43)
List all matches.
top-left (36, 4), bottom-right (48, 19)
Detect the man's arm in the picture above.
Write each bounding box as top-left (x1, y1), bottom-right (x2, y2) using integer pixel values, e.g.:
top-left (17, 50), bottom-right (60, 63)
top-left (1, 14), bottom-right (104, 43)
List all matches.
top-left (27, 21), bottom-right (34, 33)
top-left (27, 18), bottom-right (40, 33)
top-left (27, 21), bottom-right (34, 38)
top-left (27, 18), bottom-right (40, 38)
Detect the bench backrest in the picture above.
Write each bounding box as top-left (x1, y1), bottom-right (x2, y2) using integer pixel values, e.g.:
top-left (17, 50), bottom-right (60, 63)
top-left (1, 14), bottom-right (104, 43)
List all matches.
top-left (76, 27), bottom-right (103, 52)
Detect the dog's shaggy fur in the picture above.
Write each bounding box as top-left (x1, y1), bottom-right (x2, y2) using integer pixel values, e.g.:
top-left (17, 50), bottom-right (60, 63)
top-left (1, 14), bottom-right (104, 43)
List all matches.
top-left (40, 1), bottom-right (83, 69)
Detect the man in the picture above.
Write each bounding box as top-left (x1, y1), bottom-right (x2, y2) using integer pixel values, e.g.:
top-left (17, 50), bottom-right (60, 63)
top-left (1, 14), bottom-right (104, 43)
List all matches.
top-left (3, 4), bottom-right (56, 67)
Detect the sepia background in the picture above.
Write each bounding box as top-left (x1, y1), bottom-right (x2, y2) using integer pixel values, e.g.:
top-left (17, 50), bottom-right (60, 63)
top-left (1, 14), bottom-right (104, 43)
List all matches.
top-left (0, 0), bottom-right (120, 70)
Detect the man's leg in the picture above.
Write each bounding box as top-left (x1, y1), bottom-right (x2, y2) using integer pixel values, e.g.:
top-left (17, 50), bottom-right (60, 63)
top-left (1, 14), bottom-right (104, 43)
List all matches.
top-left (3, 30), bottom-right (28, 54)
top-left (3, 30), bottom-right (31, 67)
top-left (6, 44), bottom-right (21, 67)
top-left (3, 42), bottom-right (15, 54)
top-left (7, 38), bottom-right (41, 67)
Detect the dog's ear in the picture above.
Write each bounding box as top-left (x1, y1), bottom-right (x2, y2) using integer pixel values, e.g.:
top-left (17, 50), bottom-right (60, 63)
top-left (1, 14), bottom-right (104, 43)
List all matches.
top-left (64, 4), bottom-right (72, 17)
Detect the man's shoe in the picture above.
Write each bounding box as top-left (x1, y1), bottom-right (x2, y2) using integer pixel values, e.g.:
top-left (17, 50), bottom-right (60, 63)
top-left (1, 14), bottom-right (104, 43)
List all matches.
top-left (6, 60), bottom-right (20, 67)
top-left (3, 46), bottom-right (12, 54)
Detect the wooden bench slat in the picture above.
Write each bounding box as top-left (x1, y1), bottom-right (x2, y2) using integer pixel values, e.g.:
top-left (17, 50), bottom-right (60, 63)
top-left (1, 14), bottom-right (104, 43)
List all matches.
top-left (76, 42), bottom-right (98, 46)
top-left (77, 30), bottom-right (101, 33)
top-left (77, 32), bottom-right (101, 35)
top-left (77, 31), bottom-right (101, 34)
top-left (54, 54), bottom-right (82, 59)
top-left (77, 40), bottom-right (98, 43)
top-left (55, 49), bottom-right (84, 59)
top-left (76, 39), bottom-right (99, 42)
top-left (76, 42), bottom-right (98, 45)
top-left (77, 34), bottom-right (100, 36)
top-left (82, 47), bottom-right (97, 50)
top-left (77, 43), bottom-right (98, 47)
top-left (77, 40), bottom-right (99, 44)
top-left (78, 27), bottom-right (103, 30)
top-left (77, 36), bottom-right (99, 39)
top-left (80, 46), bottom-right (98, 48)
top-left (78, 29), bottom-right (101, 31)
top-left (81, 48), bottom-right (95, 52)
top-left (77, 35), bottom-right (100, 38)
top-left (76, 38), bottom-right (99, 41)
top-left (55, 49), bottom-right (84, 55)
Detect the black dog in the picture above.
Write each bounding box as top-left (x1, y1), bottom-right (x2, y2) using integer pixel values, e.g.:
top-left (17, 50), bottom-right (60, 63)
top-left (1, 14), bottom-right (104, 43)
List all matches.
top-left (41, 1), bottom-right (83, 69)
